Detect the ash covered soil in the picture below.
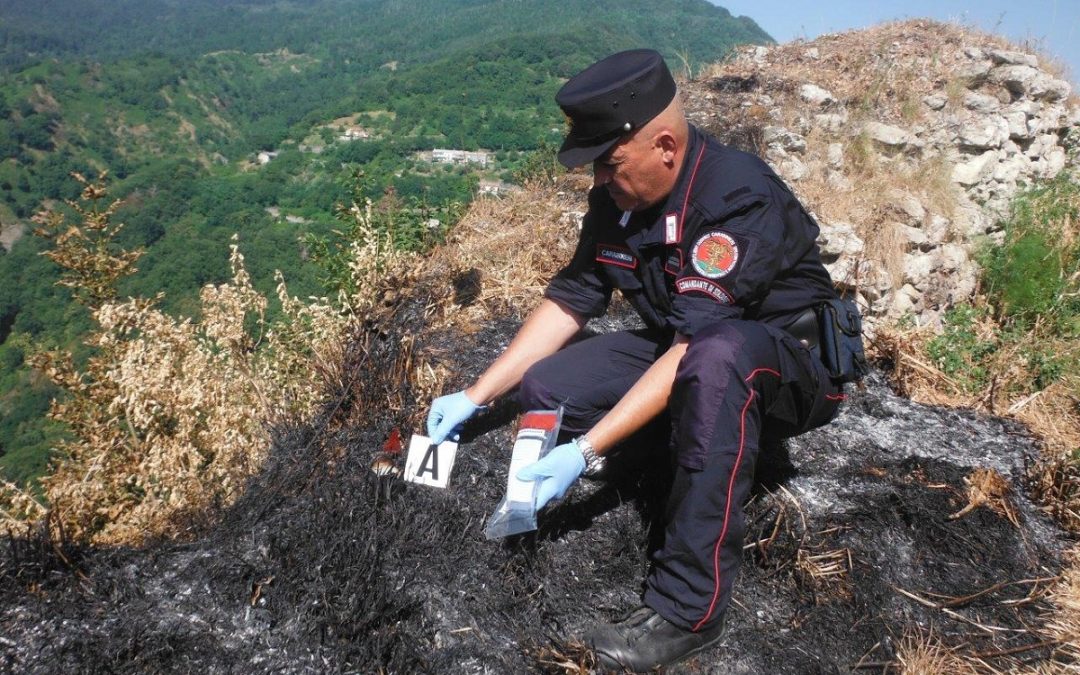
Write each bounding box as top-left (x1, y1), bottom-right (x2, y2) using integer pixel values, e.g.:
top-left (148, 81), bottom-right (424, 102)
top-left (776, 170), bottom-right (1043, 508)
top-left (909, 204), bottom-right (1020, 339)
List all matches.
top-left (0, 298), bottom-right (1071, 674)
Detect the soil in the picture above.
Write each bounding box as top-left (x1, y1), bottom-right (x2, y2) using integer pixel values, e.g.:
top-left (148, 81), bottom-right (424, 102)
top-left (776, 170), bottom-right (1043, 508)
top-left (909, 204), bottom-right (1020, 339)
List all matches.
top-left (0, 297), bottom-right (1071, 673)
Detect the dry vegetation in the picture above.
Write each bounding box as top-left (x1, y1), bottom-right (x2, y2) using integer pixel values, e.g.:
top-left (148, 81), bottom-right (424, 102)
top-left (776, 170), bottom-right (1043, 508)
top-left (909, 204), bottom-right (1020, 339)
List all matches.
top-left (0, 174), bottom-right (369, 544)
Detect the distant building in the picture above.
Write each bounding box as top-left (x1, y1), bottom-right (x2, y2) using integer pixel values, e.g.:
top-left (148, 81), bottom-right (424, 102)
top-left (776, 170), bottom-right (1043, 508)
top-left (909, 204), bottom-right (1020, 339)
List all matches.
top-left (338, 126), bottom-right (370, 141)
top-left (431, 148), bottom-right (490, 167)
top-left (477, 180), bottom-right (513, 196)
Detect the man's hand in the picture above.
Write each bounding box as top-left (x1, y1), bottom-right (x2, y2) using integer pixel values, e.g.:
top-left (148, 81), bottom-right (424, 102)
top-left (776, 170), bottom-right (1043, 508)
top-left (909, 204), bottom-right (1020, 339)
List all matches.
top-left (427, 390), bottom-right (482, 443)
top-left (516, 442), bottom-right (586, 510)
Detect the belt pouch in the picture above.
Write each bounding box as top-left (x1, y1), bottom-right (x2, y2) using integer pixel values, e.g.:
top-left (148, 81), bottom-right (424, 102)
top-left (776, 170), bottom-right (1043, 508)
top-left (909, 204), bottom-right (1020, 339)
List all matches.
top-left (817, 297), bottom-right (868, 383)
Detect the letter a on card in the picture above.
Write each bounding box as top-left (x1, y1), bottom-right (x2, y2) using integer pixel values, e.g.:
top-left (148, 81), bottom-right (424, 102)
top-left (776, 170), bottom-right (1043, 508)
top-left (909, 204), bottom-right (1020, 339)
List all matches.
top-left (404, 434), bottom-right (458, 488)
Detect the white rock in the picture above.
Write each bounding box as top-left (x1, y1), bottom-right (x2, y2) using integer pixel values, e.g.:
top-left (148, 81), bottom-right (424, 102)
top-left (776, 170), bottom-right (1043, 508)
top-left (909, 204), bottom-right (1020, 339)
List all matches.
top-left (778, 157), bottom-right (808, 181)
top-left (890, 191), bottom-right (926, 223)
top-left (936, 243), bottom-right (968, 271)
top-left (963, 91), bottom-right (1001, 113)
top-left (993, 155), bottom-right (1027, 183)
top-left (826, 170), bottom-right (853, 191)
top-left (950, 265), bottom-right (978, 303)
top-left (1027, 134), bottom-right (1058, 159)
top-left (1031, 104), bottom-right (1070, 134)
top-left (923, 94), bottom-right (948, 111)
top-left (886, 295), bottom-right (914, 318)
top-left (1032, 76), bottom-right (1067, 101)
top-left (952, 150), bottom-right (999, 185)
top-left (988, 49), bottom-right (1039, 68)
top-left (903, 252), bottom-right (935, 284)
top-left (1009, 100), bottom-right (1040, 116)
top-left (804, 47), bottom-right (820, 60)
top-left (827, 143), bottom-right (844, 169)
top-left (764, 126), bottom-right (807, 153)
top-left (958, 119), bottom-right (1008, 150)
top-left (958, 60), bottom-right (992, 80)
top-left (926, 215), bottom-right (951, 245)
top-left (1043, 148), bottom-right (1067, 178)
top-left (902, 224), bottom-right (929, 250)
top-left (1004, 111), bottom-right (1031, 140)
top-left (815, 113), bottom-right (847, 132)
top-left (889, 284), bottom-right (922, 317)
top-left (817, 221), bottom-right (865, 260)
top-left (863, 121), bottom-right (923, 152)
top-left (990, 65), bottom-right (1072, 101)
top-left (955, 204), bottom-right (992, 236)
top-left (899, 283), bottom-right (921, 301)
top-left (799, 83), bottom-right (835, 106)
top-left (825, 258), bottom-right (888, 295)
top-left (562, 210), bottom-right (586, 229)
top-left (964, 47), bottom-right (986, 60)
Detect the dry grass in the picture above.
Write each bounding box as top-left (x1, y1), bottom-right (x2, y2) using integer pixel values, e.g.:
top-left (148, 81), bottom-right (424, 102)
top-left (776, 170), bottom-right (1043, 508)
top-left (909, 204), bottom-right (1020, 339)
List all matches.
top-left (1043, 551), bottom-right (1080, 665)
top-left (427, 176), bottom-right (586, 327)
top-left (949, 468), bottom-right (1020, 527)
top-left (894, 627), bottom-right (981, 675)
top-left (703, 20), bottom-right (1013, 123)
top-left (889, 626), bottom-right (984, 673)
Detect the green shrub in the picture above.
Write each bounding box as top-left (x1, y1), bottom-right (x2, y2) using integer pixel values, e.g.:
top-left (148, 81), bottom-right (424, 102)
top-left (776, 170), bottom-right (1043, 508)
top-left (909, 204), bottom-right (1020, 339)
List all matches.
top-left (979, 174), bottom-right (1080, 331)
top-left (926, 304), bottom-right (996, 393)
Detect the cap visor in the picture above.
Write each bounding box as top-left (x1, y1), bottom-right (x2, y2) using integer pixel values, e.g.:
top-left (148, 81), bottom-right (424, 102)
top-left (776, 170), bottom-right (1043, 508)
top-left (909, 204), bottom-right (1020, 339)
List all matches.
top-left (557, 134), bottom-right (621, 169)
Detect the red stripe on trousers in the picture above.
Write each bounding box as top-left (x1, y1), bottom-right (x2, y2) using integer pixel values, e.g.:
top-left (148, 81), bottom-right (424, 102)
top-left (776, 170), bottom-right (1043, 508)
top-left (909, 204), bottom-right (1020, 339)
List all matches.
top-left (692, 367), bottom-right (780, 632)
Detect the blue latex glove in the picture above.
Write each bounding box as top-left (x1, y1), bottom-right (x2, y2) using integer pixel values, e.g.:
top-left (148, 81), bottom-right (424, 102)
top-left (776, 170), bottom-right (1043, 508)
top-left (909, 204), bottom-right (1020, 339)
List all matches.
top-left (516, 442), bottom-right (586, 511)
top-left (427, 390), bottom-right (482, 443)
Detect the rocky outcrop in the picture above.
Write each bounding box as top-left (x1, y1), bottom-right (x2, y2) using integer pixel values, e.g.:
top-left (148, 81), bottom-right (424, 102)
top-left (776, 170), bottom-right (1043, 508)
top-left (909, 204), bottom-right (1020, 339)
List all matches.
top-left (686, 20), bottom-right (1078, 329)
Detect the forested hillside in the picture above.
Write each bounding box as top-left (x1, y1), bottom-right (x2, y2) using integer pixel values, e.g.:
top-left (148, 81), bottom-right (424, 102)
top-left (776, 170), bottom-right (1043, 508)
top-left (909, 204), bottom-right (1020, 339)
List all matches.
top-left (0, 1), bottom-right (771, 485)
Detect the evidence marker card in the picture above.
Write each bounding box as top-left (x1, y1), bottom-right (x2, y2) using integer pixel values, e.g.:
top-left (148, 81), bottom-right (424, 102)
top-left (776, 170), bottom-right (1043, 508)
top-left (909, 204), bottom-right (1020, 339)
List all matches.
top-left (403, 434), bottom-right (458, 488)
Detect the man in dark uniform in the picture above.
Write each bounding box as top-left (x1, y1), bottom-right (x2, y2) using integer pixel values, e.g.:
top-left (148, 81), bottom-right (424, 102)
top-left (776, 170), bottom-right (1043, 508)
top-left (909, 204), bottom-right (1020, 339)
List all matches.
top-left (427, 49), bottom-right (851, 671)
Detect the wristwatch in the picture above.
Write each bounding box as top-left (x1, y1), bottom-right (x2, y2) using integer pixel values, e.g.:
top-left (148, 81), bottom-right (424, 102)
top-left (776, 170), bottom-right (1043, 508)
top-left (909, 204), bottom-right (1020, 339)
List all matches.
top-left (574, 435), bottom-right (607, 477)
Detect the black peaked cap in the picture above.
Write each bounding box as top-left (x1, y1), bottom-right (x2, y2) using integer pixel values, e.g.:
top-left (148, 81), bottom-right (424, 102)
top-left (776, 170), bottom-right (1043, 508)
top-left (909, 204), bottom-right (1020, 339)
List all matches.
top-left (555, 49), bottom-right (677, 168)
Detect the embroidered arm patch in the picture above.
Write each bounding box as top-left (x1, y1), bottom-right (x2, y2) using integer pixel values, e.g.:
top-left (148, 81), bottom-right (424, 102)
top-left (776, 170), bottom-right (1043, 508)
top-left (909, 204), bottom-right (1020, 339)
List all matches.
top-left (675, 276), bottom-right (734, 305)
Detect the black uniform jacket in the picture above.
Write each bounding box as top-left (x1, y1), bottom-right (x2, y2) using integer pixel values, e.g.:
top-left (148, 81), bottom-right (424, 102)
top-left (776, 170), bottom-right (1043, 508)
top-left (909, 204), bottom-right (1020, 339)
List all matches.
top-left (545, 125), bottom-right (837, 338)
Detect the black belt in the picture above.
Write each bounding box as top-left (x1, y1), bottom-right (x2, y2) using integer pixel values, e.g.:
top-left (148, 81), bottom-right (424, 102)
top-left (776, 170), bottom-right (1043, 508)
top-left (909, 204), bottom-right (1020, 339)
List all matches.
top-left (783, 307), bottom-right (820, 350)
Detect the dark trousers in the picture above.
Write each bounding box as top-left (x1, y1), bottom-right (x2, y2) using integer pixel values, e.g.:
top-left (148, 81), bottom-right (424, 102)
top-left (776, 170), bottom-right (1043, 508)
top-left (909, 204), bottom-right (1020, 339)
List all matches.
top-left (518, 320), bottom-right (843, 632)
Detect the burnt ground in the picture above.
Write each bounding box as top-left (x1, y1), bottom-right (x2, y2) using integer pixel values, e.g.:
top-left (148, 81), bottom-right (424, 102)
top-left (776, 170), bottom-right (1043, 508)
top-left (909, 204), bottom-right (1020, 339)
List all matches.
top-left (0, 296), bottom-right (1073, 674)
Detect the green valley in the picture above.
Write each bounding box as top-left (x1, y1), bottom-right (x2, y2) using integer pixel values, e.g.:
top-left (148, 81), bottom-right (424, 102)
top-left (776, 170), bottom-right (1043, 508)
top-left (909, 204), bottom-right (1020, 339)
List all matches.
top-left (0, 0), bottom-right (772, 485)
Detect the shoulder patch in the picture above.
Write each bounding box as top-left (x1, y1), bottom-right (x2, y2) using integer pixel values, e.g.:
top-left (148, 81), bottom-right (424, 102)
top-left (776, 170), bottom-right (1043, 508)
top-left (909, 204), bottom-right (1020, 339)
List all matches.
top-left (595, 244), bottom-right (637, 270)
top-left (690, 232), bottom-right (739, 279)
top-left (675, 277), bottom-right (734, 305)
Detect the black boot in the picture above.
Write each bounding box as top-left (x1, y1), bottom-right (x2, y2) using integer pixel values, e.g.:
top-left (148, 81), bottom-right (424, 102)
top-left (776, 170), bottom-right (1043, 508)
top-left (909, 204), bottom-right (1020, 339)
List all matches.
top-left (586, 605), bottom-right (725, 672)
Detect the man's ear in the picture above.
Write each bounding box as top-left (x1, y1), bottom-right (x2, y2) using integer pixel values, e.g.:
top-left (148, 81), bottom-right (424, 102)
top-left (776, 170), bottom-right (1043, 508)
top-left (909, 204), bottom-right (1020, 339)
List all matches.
top-left (655, 130), bottom-right (678, 165)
